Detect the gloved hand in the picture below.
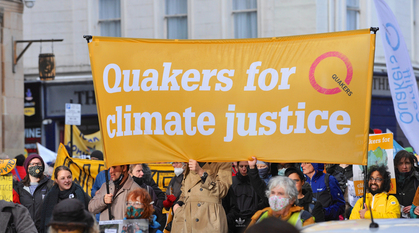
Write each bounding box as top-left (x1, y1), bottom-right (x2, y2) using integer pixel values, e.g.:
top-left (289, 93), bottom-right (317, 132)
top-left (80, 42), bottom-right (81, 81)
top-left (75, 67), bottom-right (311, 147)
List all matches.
top-left (163, 194), bottom-right (176, 209)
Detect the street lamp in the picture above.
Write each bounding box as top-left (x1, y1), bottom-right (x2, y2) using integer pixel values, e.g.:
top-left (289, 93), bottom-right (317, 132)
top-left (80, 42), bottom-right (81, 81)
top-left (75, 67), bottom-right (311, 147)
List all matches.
top-left (24, 0), bottom-right (35, 8)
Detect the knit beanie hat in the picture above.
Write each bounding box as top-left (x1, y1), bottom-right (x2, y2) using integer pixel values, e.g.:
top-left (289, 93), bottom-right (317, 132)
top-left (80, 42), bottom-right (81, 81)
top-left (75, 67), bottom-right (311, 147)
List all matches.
top-left (24, 154), bottom-right (45, 172)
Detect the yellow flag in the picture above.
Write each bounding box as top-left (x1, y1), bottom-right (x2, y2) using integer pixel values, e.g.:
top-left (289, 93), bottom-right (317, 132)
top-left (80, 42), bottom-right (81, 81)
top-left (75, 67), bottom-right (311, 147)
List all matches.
top-left (64, 125), bottom-right (103, 156)
top-left (0, 159), bottom-right (16, 175)
top-left (88, 29), bottom-right (375, 167)
top-left (54, 143), bottom-right (105, 196)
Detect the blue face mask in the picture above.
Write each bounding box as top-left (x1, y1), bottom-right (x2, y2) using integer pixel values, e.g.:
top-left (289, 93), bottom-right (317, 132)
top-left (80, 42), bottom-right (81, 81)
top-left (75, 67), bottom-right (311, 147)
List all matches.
top-left (126, 206), bottom-right (144, 219)
top-left (258, 167), bottom-right (269, 179)
top-left (278, 168), bottom-right (286, 176)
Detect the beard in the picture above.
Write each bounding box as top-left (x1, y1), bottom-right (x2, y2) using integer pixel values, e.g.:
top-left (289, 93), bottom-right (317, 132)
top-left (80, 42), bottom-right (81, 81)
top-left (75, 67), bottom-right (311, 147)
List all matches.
top-left (368, 184), bottom-right (384, 195)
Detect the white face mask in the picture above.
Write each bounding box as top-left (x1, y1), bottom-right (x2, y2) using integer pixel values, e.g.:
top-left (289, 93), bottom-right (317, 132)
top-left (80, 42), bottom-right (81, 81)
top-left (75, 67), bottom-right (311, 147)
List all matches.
top-left (269, 195), bottom-right (290, 211)
top-left (174, 167), bottom-right (184, 177)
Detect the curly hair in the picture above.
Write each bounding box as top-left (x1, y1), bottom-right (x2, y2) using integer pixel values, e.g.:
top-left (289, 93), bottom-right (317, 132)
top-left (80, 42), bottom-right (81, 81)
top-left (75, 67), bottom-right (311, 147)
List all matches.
top-left (126, 188), bottom-right (154, 219)
top-left (367, 165), bottom-right (391, 192)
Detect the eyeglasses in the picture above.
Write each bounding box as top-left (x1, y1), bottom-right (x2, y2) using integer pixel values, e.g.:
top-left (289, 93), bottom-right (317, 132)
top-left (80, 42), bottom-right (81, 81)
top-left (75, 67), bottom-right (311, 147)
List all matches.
top-left (369, 177), bottom-right (383, 182)
top-left (126, 201), bottom-right (143, 208)
top-left (29, 163), bottom-right (42, 166)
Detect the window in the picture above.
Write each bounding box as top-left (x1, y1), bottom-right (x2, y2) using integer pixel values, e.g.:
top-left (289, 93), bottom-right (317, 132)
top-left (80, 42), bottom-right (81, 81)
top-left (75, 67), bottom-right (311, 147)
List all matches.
top-left (346, 0), bottom-right (360, 30)
top-left (233, 0), bottom-right (257, 38)
top-left (99, 0), bottom-right (121, 37)
top-left (165, 0), bottom-right (188, 39)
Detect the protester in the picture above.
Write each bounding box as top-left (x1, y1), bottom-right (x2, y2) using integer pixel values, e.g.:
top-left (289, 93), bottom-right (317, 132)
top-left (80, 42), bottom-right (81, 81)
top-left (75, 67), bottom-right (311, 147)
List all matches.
top-left (11, 154), bottom-right (26, 181)
top-left (247, 176), bottom-right (314, 230)
top-left (131, 163), bottom-right (165, 206)
top-left (349, 165), bottom-right (400, 219)
top-left (301, 162), bottom-right (345, 220)
top-left (47, 198), bottom-right (98, 233)
top-left (14, 154), bottom-right (54, 232)
top-left (171, 160), bottom-right (232, 232)
top-left (0, 200), bottom-right (37, 233)
top-left (89, 165), bottom-right (141, 220)
top-left (393, 150), bottom-right (419, 218)
top-left (256, 161), bottom-right (271, 184)
top-left (125, 188), bottom-right (162, 233)
top-left (223, 161), bottom-right (262, 232)
top-left (285, 167), bottom-right (324, 222)
top-left (164, 162), bottom-right (185, 209)
top-left (40, 166), bottom-right (90, 232)
top-left (245, 217), bottom-right (300, 233)
top-left (130, 163), bottom-right (165, 230)
top-left (90, 150), bottom-right (104, 161)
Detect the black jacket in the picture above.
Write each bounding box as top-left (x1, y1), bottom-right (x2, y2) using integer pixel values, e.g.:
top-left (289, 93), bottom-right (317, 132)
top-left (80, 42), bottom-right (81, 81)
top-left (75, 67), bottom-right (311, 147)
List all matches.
top-left (298, 185), bottom-right (325, 222)
top-left (395, 168), bottom-right (419, 208)
top-left (224, 171), bottom-right (262, 233)
top-left (247, 167), bottom-right (270, 209)
top-left (14, 177), bottom-right (54, 232)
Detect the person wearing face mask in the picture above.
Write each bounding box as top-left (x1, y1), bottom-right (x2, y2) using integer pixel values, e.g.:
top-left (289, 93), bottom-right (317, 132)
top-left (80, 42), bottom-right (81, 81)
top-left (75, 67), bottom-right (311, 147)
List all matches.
top-left (166, 162), bottom-right (186, 201)
top-left (89, 165), bottom-right (141, 221)
top-left (40, 166), bottom-right (90, 233)
top-left (125, 188), bottom-right (163, 233)
top-left (247, 176), bottom-right (314, 230)
top-left (256, 161), bottom-right (271, 184)
top-left (14, 154), bottom-right (54, 232)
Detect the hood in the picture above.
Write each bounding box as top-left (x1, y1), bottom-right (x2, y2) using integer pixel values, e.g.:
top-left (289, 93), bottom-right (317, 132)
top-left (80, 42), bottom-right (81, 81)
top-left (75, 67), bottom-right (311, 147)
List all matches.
top-left (311, 163), bottom-right (324, 173)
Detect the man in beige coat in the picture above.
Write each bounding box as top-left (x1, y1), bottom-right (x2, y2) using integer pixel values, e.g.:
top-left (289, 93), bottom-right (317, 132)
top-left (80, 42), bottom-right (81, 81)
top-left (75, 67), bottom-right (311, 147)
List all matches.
top-left (88, 165), bottom-right (141, 220)
top-left (172, 159), bottom-right (232, 233)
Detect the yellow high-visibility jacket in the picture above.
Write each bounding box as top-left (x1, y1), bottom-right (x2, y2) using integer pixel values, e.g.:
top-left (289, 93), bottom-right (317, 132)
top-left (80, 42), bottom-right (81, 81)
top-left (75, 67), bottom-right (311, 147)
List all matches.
top-left (350, 192), bottom-right (400, 219)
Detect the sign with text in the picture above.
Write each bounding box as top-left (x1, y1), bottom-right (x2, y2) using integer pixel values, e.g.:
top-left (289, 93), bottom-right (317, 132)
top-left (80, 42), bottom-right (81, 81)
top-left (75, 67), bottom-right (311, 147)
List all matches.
top-left (0, 174), bottom-right (13, 201)
top-left (65, 103), bottom-right (81, 125)
top-left (353, 133), bottom-right (396, 196)
top-left (88, 29), bottom-right (376, 167)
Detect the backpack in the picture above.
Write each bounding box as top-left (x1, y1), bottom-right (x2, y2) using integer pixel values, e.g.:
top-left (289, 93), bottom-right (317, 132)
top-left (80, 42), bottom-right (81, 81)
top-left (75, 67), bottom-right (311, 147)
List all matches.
top-left (325, 172), bottom-right (347, 195)
top-left (2, 206), bottom-right (17, 233)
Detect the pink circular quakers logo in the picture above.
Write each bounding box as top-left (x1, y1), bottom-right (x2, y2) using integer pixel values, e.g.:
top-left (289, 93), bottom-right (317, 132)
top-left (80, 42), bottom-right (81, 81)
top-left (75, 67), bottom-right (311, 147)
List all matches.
top-left (309, 51), bottom-right (353, 95)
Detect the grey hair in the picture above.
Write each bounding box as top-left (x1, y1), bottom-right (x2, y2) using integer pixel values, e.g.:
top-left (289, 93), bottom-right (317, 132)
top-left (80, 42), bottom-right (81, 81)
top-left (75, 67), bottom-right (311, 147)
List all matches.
top-left (265, 176), bottom-right (298, 204)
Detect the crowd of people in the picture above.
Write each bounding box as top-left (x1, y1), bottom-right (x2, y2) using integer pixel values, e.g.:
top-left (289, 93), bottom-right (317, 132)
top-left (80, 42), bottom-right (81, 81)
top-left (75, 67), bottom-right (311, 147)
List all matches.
top-left (2, 148), bottom-right (419, 233)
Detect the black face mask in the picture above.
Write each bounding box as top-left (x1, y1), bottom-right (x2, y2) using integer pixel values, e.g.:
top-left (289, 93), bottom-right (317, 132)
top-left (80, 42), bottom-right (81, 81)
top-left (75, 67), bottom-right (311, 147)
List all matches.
top-left (132, 176), bottom-right (144, 186)
top-left (113, 173), bottom-right (124, 187)
top-left (28, 165), bottom-right (44, 178)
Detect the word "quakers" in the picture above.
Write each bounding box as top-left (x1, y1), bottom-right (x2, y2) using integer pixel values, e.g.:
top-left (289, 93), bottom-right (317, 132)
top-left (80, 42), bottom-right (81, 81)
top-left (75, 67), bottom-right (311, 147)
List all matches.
top-left (102, 62), bottom-right (296, 93)
top-left (106, 103), bottom-right (350, 142)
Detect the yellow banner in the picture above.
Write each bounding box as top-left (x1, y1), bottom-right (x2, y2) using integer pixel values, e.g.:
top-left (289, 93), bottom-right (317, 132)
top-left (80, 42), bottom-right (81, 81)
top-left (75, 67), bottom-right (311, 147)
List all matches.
top-left (64, 125), bottom-right (103, 156)
top-left (353, 133), bottom-right (396, 196)
top-left (149, 164), bottom-right (175, 193)
top-left (0, 159), bottom-right (16, 175)
top-left (88, 29), bottom-right (375, 167)
top-left (54, 143), bottom-right (106, 196)
top-left (0, 174), bottom-right (13, 201)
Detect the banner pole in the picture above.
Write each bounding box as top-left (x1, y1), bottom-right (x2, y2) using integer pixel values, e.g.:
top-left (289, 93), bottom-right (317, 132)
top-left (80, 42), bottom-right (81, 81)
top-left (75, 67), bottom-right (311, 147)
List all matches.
top-left (104, 169), bottom-right (114, 220)
top-left (363, 165), bottom-right (367, 206)
top-left (69, 99), bottom-right (73, 157)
